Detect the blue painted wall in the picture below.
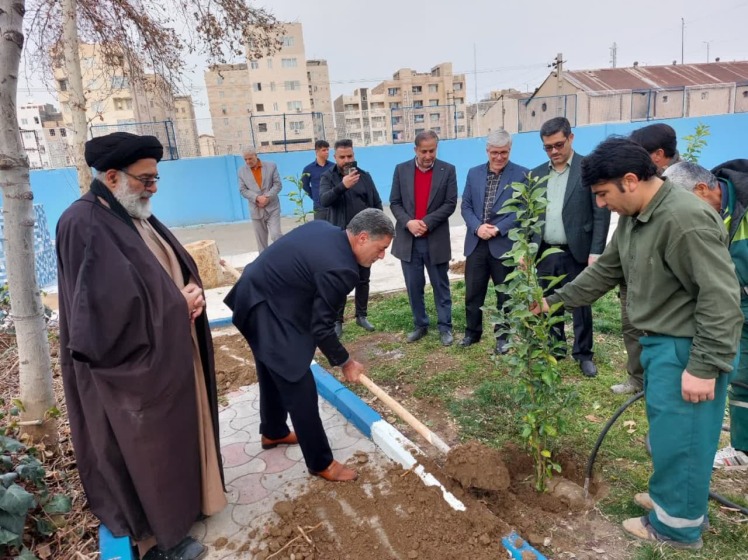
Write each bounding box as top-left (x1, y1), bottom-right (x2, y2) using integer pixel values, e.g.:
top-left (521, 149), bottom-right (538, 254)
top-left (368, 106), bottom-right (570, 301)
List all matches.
top-left (11, 112), bottom-right (748, 239)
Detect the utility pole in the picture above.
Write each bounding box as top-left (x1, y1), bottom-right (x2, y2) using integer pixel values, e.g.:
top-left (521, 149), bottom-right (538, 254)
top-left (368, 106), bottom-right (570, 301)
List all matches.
top-left (681, 17), bottom-right (685, 64)
top-left (549, 53), bottom-right (564, 93)
top-left (703, 41), bottom-right (711, 63)
top-left (610, 42), bottom-right (618, 68)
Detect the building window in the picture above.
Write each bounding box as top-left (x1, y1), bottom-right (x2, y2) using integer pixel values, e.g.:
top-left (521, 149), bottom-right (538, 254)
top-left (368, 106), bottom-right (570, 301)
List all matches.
top-left (412, 86), bottom-right (422, 94)
top-left (392, 116), bottom-right (402, 125)
top-left (281, 58), bottom-right (298, 68)
top-left (267, 59), bottom-right (273, 69)
top-left (430, 113), bottom-right (440, 123)
top-left (414, 114), bottom-right (425, 123)
top-left (390, 102), bottom-right (402, 109)
top-left (387, 87), bottom-right (400, 96)
top-left (701, 91), bottom-right (709, 100)
top-left (270, 82), bottom-right (276, 92)
top-left (20, 118), bottom-right (28, 125)
top-left (414, 128), bottom-right (425, 135)
top-left (429, 99), bottom-right (439, 106)
top-left (432, 127), bottom-right (441, 134)
top-left (113, 97), bottom-right (133, 111)
top-left (287, 100), bottom-right (302, 111)
top-left (456, 111), bottom-right (465, 119)
top-left (428, 84), bottom-right (439, 93)
top-left (413, 100), bottom-right (423, 108)
top-left (250, 60), bottom-right (260, 69)
top-left (49, 129), bottom-right (56, 136)
top-left (282, 36), bottom-right (295, 47)
top-left (258, 123), bottom-right (268, 132)
top-left (216, 76), bottom-right (224, 85)
top-left (256, 103), bottom-right (265, 112)
top-left (58, 79), bottom-right (68, 91)
top-left (454, 83), bottom-right (464, 91)
top-left (275, 122), bottom-right (281, 131)
top-left (457, 125), bottom-right (465, 132)
top-left (261, 141), bottom-right (269, 146)
top-left (221, 105), bottom-right (227, 115)
top-left (289, 121), bottom-right (304, 131)
top-left (253, 82), bottom-right (262, 92)
top-left (111, 76), bottom-right (129, 89)
top-left (662, 95), bottom-right (669, 103)
top-left (273, 102), bottom-right (279, 111)
top-left (284, 80), bottom-right (301, 91)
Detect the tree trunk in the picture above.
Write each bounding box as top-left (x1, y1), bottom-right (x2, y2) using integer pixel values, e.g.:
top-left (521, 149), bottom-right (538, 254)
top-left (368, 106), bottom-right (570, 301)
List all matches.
top-left (61, 0), bottom-right (91, 193)
top-left (0, 0), bottom-right (58, 444)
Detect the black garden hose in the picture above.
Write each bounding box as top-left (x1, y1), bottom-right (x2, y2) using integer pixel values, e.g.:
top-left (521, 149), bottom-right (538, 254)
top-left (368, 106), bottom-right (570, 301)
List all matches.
top-left (584, 388), bottom-right (748, 516)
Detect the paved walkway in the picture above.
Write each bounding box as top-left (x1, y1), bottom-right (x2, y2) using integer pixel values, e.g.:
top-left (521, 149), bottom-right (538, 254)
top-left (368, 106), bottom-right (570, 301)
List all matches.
top-left (190, 368), bottom-right (386, 558)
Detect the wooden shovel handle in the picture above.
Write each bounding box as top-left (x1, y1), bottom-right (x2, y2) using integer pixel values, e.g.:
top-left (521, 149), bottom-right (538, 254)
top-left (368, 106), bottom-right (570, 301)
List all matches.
top-left (359, 374), bottom-right (451, 454)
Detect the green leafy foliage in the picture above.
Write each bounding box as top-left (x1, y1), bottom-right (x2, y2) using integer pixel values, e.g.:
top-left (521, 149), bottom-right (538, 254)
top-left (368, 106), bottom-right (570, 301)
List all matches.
top-left (681, 123), bottom-right (711, 163)
top-left (0, 405), bottom-right (72, 555)
top-left (491, 174), bottom-right (577, 492)
top-left (285, 173), bottom-right (313, 223)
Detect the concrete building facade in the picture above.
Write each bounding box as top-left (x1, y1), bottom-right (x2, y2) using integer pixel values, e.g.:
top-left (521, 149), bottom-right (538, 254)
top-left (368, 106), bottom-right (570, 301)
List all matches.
top-left (174, 95), bottom-right (200, 157)
top-left (17, 103), bottom-right (70, 169)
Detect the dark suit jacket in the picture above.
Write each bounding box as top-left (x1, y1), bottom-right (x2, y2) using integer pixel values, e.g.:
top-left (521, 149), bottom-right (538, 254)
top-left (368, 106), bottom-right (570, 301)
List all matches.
top-left (389, 158), bottom-right (458, 264)
top-left (224, 221), bottom-right (359, 381)
top-left (530, 153), bottom-right (610, 264)
top-left (461, 161), bottom-right (530, 259)
top-left (319, 166), bottom-right (383, 228)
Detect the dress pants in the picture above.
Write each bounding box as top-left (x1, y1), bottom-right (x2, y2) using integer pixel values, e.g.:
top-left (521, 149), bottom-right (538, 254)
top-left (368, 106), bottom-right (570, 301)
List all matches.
top-left (464, 240), bottom-right (510, 340)
top-left (254, 358), bottom-right (333, 473)
top-left (537, 243), bottom-right (593, 361)
top-left (401, 237), bottom-right (452, 332)
top-left (620, 282), bottom-right (645, 388)
top-left (641, 336), bottom-right (731, 544)
top-left (337, 264), bottom-right (370, 321)
top-left (313, 208), bottom-right (329, 221)
top-left (252, 208), bottom-right (283, 253)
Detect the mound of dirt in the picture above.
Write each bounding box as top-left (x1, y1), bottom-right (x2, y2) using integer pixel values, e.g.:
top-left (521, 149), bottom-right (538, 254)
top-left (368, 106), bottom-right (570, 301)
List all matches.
top-left (444, 441), bottom-right (510, 492)
top-left (248, 461), bottom-right (510, 560)
top-left (213, 332), bottom-right (257, 394)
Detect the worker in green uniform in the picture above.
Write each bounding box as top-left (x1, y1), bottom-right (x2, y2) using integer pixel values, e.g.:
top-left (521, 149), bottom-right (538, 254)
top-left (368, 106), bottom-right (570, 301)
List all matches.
top-left (663, 159), bottom-right (748, 466)
top-left (534, 137), bottom-right (742, 549)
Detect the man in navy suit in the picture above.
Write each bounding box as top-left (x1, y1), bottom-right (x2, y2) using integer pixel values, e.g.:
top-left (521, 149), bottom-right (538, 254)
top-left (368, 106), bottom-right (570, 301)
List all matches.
top-left (390, 130), bottom-right (458, 346)
top-left (459, 129), bottom-right (529, 354)
top-left (224, 209), bottom-right (394, 482)
top-left (531, 117), bottom-right (610, 378)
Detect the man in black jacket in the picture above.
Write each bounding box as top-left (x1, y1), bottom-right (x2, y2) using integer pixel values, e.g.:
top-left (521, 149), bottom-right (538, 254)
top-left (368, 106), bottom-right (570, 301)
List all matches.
top-left (224, 209), bottom-right (394, 482)
top-left (319, 139), bottom-right (383, 336)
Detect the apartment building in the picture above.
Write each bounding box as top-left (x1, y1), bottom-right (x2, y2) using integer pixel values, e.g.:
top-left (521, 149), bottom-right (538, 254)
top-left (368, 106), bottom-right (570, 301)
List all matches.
top-left (199, 134), bottom-right (217, 157)
top-left (53, 43), bottom-right (178, 155)
top-left (17, 102), bottom-right (70, 169)
top-left (174, 95), bottom-right (200, 157)
top-left (205, 22), bottom-right (333, 154)
top-left (369, 63), bottom-right (468, 143)
top-left (333, 88), bottom-right (390, 146)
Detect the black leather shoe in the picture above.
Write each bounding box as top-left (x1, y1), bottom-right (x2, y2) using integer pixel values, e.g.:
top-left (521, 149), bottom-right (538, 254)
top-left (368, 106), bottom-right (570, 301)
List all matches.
top-left (579, 359), bottom-right (598, 377)
top-left (459, 336), bottom-right (479, 348)
top-left (495, 338), bottom-right (509, 355)
top-left (440, 331), bottom-right (454, 346)
top-left (406, 326), bottom-right (428, 343)
top-left (142, 537), bottom-right (206, 560)
top-left (355, 316), bottom-right (375, 332)
top-left (334, 321), bottom-right (343, 338)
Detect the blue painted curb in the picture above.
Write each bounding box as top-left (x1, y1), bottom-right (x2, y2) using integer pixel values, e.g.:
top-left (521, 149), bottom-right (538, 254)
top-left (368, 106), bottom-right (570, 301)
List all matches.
top-left (208, 316), bottom-right (234, 329)
top-left (100, 325), bottom-right (547, 560)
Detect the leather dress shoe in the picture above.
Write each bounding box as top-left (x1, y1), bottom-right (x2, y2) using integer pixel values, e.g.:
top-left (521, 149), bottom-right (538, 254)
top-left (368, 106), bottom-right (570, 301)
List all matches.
top-left (440, 330), bottom-right (454, 346)
top-left (142, 537), bottom-right (206, 560)
top-left (334, 321), bottom-right (343, 338)
top-left (459, 336), bottom-right (479, 348)
top-left (407, 326), bottom-right (428, 343)
top-left (309, 460), bottom-right (358, 482)
top-left (356, 316), bottom-right (375, 332)
top-left (261, 432), bottom-right (299, 450)
top-left (494, 338), bottom-right (509, 355)
top-left (579, 359), bottom-right (598, 377)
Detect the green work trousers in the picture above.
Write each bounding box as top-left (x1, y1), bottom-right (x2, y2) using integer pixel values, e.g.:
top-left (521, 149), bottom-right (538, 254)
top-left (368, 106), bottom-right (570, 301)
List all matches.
top-left (730, 316), bottom-right (748, 451)
top-left (620, 283), bottom-right (644, 389)
top-left (641, 335), bottom-right (731, 544)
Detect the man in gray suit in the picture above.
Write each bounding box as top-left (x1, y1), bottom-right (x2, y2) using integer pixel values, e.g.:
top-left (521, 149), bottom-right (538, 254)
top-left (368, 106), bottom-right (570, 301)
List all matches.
top-left (390, 130), bottom-right (458, 346)
top-left (531, 117), bottom-right (610, 377)
top-left (238, 147), bottom-right (283, 253)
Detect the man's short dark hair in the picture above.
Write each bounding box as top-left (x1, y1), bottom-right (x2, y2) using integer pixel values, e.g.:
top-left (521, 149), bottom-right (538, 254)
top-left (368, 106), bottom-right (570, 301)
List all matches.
top-left (539, 117), bottom-right (572, 138)
top-left (315, 140), bottom-right (330, 150)
top-left (629, 123), bottom-right (677, 158)
top-left (415, 129), bottom-right (439, 147)
top-left (582, 137), bottom-right (658, 190)
top-left (334, 139), bottom-right (353, 150)
top-left (347, 209), bottom-right (395, 239)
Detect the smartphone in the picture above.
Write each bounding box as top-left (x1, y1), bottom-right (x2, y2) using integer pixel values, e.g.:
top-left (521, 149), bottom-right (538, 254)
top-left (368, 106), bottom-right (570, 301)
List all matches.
top-left (344, 161), bottom-right (358, 175)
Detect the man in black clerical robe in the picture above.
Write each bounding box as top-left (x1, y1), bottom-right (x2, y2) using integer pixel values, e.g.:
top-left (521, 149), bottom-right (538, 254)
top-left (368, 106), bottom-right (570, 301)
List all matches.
top-left (56, 132), bottom-right (223, 560)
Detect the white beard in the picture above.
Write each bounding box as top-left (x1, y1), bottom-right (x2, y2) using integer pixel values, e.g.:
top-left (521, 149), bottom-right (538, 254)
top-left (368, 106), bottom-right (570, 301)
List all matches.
top-left (113, 175), bottom-right (153, 220)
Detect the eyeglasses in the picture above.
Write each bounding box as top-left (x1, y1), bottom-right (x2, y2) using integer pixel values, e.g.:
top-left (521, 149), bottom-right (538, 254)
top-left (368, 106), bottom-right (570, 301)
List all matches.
top-left (542, 139), bottom-right (568, 152)
top-left (120, 170), bottom-right (160, 188)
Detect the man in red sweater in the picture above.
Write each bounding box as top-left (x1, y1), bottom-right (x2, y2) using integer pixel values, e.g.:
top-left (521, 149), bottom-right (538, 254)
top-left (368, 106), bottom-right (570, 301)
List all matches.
top-left (390, 130), bottom-right (458, 346)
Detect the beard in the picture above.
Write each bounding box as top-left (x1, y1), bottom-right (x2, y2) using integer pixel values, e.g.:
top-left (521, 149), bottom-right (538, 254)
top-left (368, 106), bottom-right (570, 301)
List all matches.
top-left (112, 174), bottom-right (153, 220)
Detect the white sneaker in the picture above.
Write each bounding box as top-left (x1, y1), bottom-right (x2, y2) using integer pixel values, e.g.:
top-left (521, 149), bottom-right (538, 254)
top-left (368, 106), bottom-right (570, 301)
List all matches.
top-left (713, 446), bottom-right (748, 468)
top-left (610, 379), bottom-right (641, 394)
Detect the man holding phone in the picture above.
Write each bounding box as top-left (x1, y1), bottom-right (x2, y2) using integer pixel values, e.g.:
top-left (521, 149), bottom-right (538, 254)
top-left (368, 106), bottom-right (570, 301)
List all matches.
top-left (320, 139), bottom-right (383, 336)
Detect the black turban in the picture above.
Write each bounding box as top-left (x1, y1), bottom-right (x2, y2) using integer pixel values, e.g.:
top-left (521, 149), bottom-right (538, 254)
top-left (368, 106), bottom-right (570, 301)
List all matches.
top-left (85, 132), bottom-right (164, 171)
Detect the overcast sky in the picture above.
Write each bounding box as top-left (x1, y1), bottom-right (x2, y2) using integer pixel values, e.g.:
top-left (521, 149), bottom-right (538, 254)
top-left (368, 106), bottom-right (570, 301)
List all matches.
top-left (18, 0), bottom-right (748, 134)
